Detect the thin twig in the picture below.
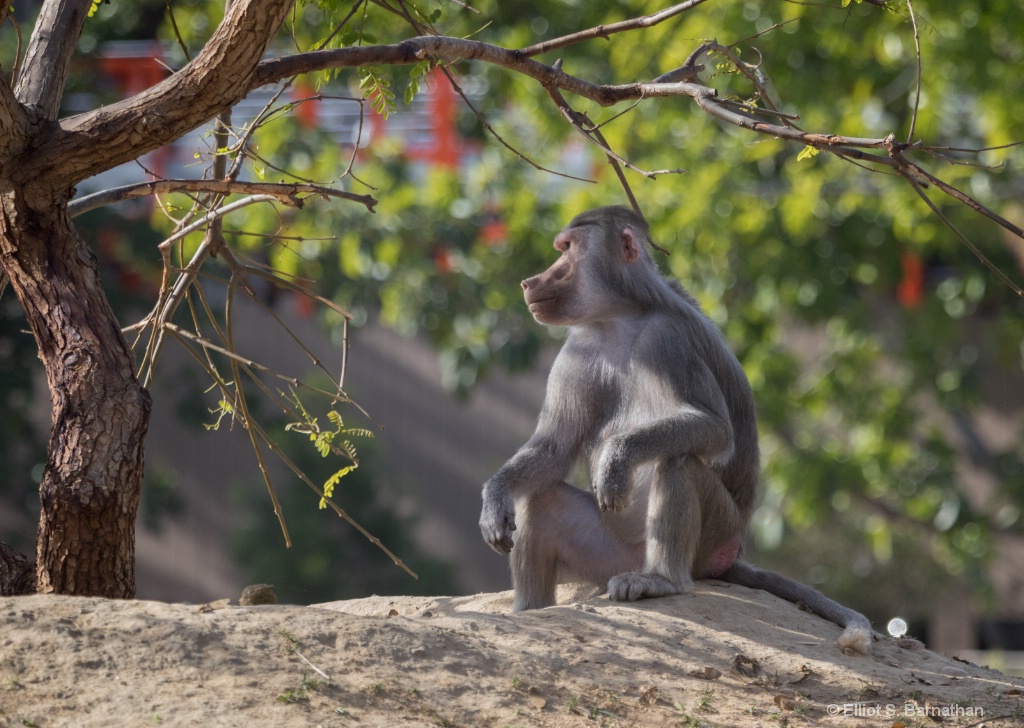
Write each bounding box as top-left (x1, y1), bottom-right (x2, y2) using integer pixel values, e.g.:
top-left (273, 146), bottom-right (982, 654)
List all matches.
top-left (164, 0), bottom-right (192, 62)
top-left (519, 0), bottom-right (712, 57)
top-left (163, 322), bottom-right (361, 407)
top-left (902, 174), bottom-right (1024, 299)
top-left (196, 268), bottom-right (349, 391)
top-left (917, 139), bottom-right (1024, 155)
top-left (176, 268), bottom-right (373, 434)
top-left (157, 194), bottom-right (282, 252)
top-left (905, 0), bottom-right (922, 145)
top-left (7, 9), bottom-right (22, 84)
top-left (546, 85), bottom-right (639, 208)
top-left (437, 64), bottom-right (595, 183)
top-left (140, 195), bottom-right (281, 386)
top-left (443, 0), bottom-right (478, 12)
top-left (295, 650), bottom-right (332, 682)
top-left (70, 179), bottom-right (377, 217)
top-left (546, 81), bottom-right (684, 180)
top-left (314, 0), bottom-right (365, 51)
top-left (225, 268), bottom-right (293, 547)
top-left (687, 40), bottom-right (797, 129)
top-left (245, 414), bottom-right (417, 578)
top-left (165, 321), bottom-right (292, 545)
top-left (201, 102), bottom-right (233, 259)
top-left (238, 262), bottom-right (354, 320)
top-left (543, 82), bottom-right (672, 256)
top-left (728, 16), bottom-right (803, 48)
top-left (226, 79), bottom-right (294, 181)
top-left (883, 137), bottom-right (1024, 240)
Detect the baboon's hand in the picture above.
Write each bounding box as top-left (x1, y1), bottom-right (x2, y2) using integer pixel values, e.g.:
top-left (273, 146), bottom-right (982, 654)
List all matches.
top-left (595, 446), bottom-right (632, 512)
top-left (479, 488), bottom-right (516, 553)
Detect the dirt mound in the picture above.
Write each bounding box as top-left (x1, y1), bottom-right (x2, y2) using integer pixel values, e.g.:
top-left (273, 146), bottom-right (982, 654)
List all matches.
top-left (2, 583), bottom-right (1021, 726)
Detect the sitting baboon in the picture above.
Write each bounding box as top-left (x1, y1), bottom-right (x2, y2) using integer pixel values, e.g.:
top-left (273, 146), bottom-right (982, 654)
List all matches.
top-left (479, 205), bottom-right (872, 654)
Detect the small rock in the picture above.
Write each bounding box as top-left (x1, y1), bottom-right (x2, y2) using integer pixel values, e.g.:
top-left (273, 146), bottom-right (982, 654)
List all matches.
top-left (774, 695), bottom-right (798, 711)
top-left (239, 584), bottom-right (277, 606)
top-left (688, 666), bottom-right (722, 680)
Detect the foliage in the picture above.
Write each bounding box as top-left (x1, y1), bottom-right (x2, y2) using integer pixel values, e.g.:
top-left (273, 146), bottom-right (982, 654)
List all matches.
top-left (284, 391), bottom-right (373, 508)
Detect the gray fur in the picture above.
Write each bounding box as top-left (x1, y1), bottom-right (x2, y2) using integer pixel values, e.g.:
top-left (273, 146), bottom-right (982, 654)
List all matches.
top-left (479, 206), bottom-right (872, 654)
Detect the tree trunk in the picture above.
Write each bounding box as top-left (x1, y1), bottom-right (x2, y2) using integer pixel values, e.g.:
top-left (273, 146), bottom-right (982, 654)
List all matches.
top-left (0, 189), bottom-right (150, 597)
top-left (0, 0), bottom-right (290, 596)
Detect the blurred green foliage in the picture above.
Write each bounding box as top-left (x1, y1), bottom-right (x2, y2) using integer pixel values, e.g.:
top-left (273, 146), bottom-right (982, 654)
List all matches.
top-left (1, 1), bottom-right (1022, 620)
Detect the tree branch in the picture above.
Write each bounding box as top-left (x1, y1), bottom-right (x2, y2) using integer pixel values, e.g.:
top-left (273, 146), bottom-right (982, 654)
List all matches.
top-left (30, 0), bottom-right (295, 185)
top-left (518, 0), bottom-right (713, 57)
top-left (545, 82), bottom-right (684, 182)
top-left (437, 65), bottom-right (594, 183)
top-left (900, 170), bottom-right (1024, 299)
top-left (545, 83), bottom-right (647, 237)
top-left (0, 73), bottom-right (29, 155)
top-left (251, 35), bottom-right (1024, 262)
top-left (23, 10), bottom-right (1020, 280)
top-left (203, 62), bottom-right (235, 259)
top-left (139, 194), bottom-right (285, 387)
top-left (12, 0), bottom-right (92, 119)
top-left (253, 36), bottom-right (629, 103)
top-left (883, 136), bottom-right (1024, 240)
top-left (905, 0), bottom-right (923, 145)
top-left (69, 179), bottom-right (378, 217)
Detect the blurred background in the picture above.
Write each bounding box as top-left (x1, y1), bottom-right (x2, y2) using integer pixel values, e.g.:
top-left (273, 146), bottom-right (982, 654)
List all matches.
top-left (0, 0), bottom-right (1022, 668)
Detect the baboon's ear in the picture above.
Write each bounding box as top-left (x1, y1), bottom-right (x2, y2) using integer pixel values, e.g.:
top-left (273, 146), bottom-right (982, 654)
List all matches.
top-left (621, 227), bottom-right (641, 264)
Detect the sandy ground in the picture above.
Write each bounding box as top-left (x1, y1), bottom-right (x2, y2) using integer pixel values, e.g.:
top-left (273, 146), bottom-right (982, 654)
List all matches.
top-left (1, 583), bottom-right (1021, 727)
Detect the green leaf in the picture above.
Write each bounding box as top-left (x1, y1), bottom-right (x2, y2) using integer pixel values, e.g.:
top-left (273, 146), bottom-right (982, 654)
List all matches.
top-left (318, 465), bottom-right (356, 509)
top-left (325, 465), bottom-right (355, 492)
top-left (796, 145), bottom-right (820, 162)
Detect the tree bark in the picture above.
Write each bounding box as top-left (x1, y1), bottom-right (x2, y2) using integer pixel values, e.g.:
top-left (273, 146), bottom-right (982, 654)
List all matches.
top-left (0, 190), bottom-right (151, 597)
top-left (14, 0), bottom-right (92, 119)
top-left (0, 0), bottom-right (292, 597)
top-left (30, 0), bottom-right (295, 185)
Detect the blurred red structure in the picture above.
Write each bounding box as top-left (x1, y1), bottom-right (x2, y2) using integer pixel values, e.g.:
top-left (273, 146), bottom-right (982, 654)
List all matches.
top-left (99, 42), bottom-right (172, 177)
top-left (897, 250), bottom-right (924, 308)
top-left (99, 42), bottom-right (168, 96)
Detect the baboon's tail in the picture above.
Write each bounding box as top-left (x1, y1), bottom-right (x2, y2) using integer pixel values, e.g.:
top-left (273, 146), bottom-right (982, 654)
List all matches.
top-left (719, 561), bottom-right (873, 655)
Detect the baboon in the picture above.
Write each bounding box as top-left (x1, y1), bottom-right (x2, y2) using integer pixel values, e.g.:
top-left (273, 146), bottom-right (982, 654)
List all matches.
top-left (479, 206), bottom-right (872, 654)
